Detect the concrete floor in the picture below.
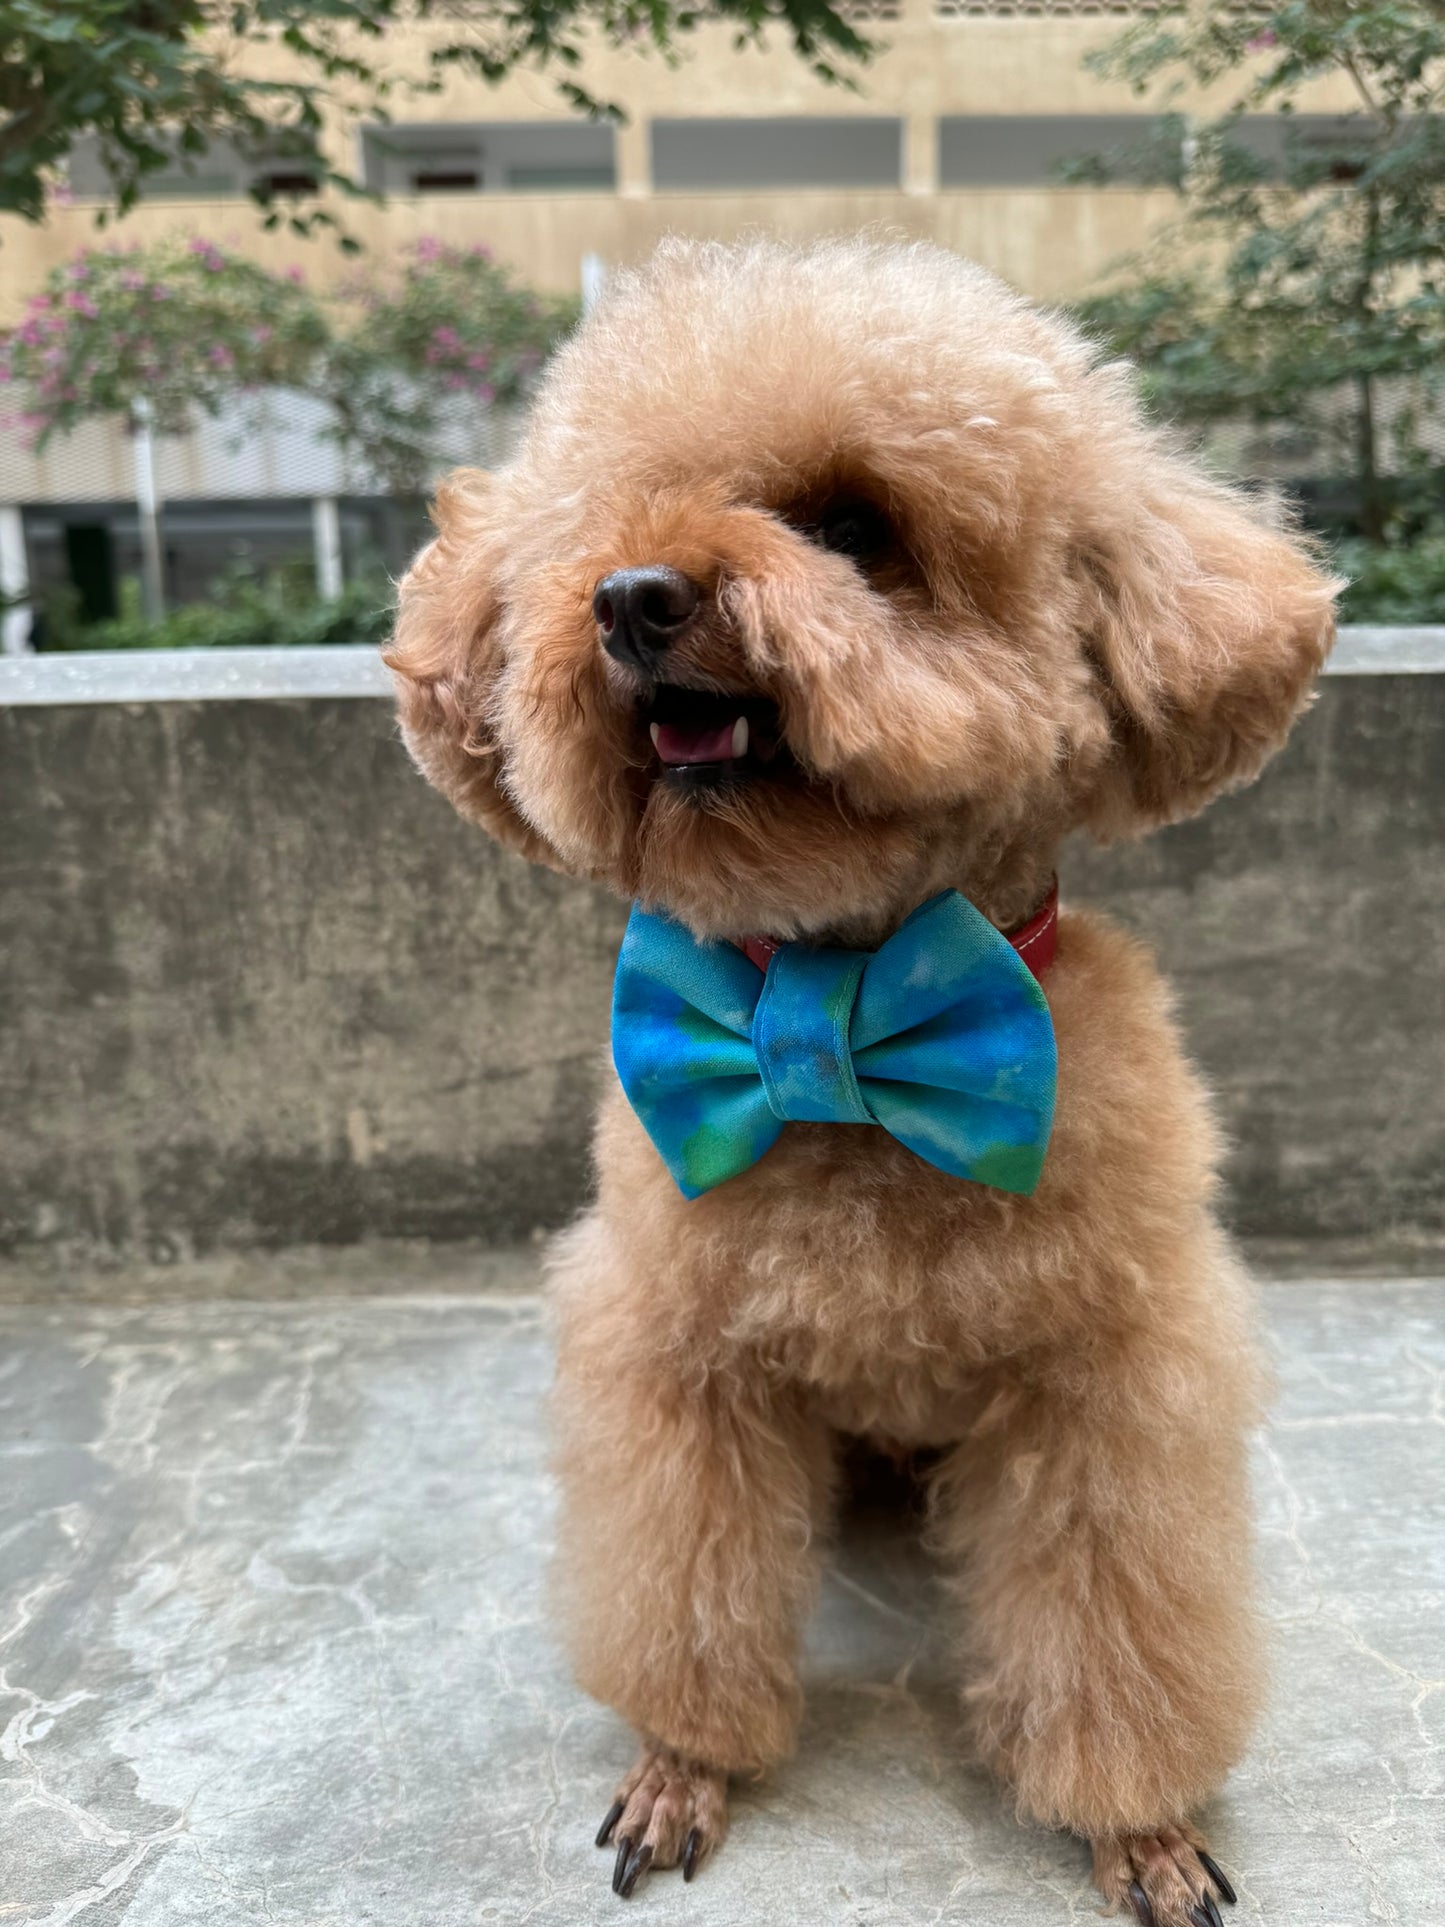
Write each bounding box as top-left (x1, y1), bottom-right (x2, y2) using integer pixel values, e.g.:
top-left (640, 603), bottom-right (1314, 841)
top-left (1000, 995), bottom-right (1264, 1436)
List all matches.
top-left (1, 1271), bottom-right (1441, 1927)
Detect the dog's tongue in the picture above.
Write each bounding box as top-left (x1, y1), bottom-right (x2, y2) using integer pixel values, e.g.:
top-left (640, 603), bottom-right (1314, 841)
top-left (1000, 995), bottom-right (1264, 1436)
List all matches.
top-left (651, 716), bottom-right (749, 767)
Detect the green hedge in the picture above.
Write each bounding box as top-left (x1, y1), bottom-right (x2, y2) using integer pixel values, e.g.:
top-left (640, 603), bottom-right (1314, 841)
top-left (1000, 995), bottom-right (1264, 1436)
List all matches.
top-left (1334, 531), bottom-right (1445, 626)
top-left (27, 537), bottom-right (1445, 647)
top-left (39, 573), bottom-right (395, 652)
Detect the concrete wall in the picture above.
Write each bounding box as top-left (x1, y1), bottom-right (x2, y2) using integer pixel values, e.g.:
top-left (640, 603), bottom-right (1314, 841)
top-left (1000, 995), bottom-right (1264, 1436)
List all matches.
top-left (1, 639), bottom-right (1441, 1266)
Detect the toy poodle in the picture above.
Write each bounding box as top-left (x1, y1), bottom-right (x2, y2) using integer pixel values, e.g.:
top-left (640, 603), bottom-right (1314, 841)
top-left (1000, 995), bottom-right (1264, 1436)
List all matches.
top-left (386, 236), bottom-right (1338, 1923)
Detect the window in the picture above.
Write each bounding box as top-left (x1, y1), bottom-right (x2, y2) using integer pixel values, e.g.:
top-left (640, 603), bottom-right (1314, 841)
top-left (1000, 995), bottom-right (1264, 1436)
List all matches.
top-left (938, 116), bottom-right (1168, 187)
top-left (361, 123), bottom-right (616, 194)
top-left (651, 118), bottom-right (902, 192)
top-left (1228, 115), bottom-right (1391, 182)
top-left (937, 112), bottom-right (1422, 190)
top-left (66, 135), bottom-right (243, 200)
top-left (65, 134), bottom-right (318, 201)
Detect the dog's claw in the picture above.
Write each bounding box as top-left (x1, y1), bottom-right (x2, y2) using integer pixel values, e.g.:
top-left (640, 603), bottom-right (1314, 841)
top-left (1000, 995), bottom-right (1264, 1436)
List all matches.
top-left (618, 1842), bottom-right (653, 1898)
top-left (1199, 1896), bottom-right (1225, 1927)
top-left (599, 1742), bottom-right (726, 1894)
top-left (1196, 1851), bottom-right (1236, 1906)
top-left (1127, 1879), bottom-right (1156, 1927)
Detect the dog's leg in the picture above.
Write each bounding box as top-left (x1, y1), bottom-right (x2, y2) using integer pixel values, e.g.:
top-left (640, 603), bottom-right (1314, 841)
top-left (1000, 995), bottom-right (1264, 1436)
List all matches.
top-left (551, 1230), bottom-right (835, 1897)
top-left (929, 1240), bottom-right (1262, 1927)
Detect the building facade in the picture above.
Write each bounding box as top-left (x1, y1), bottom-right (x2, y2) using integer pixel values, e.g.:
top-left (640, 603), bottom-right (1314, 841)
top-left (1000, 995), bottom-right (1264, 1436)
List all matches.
top-left (0, 0), bottom-right (1354, 644)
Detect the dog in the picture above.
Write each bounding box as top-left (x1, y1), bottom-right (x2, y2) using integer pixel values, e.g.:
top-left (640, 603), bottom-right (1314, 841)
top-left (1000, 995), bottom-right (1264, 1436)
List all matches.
top-left (386, 236), bottom-right (1338, 1923)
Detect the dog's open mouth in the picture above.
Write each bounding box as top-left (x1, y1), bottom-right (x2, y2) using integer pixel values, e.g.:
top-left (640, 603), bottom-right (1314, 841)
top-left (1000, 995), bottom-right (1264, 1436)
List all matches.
top-left (643, 685), bottom-right (783, 794)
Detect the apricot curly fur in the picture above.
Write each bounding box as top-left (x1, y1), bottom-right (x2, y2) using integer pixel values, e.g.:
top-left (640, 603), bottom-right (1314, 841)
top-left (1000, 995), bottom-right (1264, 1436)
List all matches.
top-left (386, 237), bottom-right (1338, 1912)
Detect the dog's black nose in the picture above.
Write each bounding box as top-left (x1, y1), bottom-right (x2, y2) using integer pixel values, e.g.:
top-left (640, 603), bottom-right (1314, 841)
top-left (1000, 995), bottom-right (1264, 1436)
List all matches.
top-left (593, 566), bottom-right (700, 671)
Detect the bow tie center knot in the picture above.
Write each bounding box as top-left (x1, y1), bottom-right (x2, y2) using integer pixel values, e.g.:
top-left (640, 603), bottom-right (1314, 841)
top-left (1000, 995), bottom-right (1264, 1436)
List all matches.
top-left (752, 946), bottom-right (874, 1126)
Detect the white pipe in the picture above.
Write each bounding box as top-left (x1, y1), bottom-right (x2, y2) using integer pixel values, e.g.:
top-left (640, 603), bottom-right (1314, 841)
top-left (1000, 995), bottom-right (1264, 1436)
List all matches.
top-left (132, 397), bottom-right (166, 622)
top-left (0, 505), bottom-right (32, 654)
top-left (312, 496), bottom-right (344, 600)
top-left (581, 252), bottom-right (607, 315)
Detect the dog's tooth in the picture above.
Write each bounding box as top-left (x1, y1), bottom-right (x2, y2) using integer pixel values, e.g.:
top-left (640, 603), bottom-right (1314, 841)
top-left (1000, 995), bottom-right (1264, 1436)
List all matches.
top-left (731, 716), bottom-right (749, 758)
top-left (649, 722), bottom-right (661, 749)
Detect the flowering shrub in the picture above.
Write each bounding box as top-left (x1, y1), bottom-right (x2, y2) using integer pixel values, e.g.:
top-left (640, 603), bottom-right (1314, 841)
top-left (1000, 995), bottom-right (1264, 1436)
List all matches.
top-left (340, 238), bottom-right (575, 405)
top-left (1, 233), bottom-right (578, 645)
top-left (322, 238), bottom-right (579, 493)
top-left (0, 238), bottom-right (329, 442)
top-left (1, 234), bottom-right (576, 495)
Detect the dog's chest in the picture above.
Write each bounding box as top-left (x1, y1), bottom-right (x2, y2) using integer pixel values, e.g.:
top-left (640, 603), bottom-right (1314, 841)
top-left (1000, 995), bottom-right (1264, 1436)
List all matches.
top-left (683, 1130), bottom-right (1043, 1404)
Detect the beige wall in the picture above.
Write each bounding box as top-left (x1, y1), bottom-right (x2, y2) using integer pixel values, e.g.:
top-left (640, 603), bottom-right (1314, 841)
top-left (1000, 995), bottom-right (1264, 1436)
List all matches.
top-left (3, 185), bottom-right (1179, 315)
top-left (0, 2), bottom-right (1358, 320)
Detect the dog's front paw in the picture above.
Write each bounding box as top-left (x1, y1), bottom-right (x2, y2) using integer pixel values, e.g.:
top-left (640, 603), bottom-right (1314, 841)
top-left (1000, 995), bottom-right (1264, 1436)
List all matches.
top-left (595, 1740), bottom-right (729, 1899)
top-left (1091, 1825), bottom-right (1238, 1927)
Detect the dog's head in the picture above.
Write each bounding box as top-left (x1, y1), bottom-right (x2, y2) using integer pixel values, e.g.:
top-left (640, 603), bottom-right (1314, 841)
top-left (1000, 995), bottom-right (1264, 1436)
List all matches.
top-left (388, 238), bottom-right (1337, 941)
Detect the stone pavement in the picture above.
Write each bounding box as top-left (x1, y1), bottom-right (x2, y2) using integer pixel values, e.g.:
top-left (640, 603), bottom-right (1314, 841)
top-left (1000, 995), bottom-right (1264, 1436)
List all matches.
top-left (1, 1270), bottom-right (1440, 1926)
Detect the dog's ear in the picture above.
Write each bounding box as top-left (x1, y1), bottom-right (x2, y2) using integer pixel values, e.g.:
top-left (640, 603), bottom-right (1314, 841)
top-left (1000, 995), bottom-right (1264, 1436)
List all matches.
top-left (1074, 466), bottom-right (1339, 837)
top-left (385, 468), bottom-right (557, 867)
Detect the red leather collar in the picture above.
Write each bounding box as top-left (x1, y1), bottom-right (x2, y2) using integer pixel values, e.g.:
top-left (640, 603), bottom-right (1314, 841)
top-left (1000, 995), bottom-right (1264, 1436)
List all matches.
top-left (1006, 876), bottom-right (1060, 979)
top-left (739, 877), bottom-right (1059, 981)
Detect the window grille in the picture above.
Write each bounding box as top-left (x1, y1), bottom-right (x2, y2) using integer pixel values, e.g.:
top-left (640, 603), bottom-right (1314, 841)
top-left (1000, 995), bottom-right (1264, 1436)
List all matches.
top-left (934, 1), bottom-right (1258, 15)
top-left (837, 0), bottom-right (903, 21)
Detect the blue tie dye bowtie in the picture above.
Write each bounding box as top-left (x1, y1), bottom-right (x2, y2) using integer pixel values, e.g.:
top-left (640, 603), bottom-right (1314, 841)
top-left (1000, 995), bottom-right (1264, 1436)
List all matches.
top-left (611, 890), bottom-right (1057, 1200)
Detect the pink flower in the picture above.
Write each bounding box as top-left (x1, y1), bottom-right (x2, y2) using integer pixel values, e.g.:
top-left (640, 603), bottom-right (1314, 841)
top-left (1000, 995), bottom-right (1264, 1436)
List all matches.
top-left (1247, 29), bottom-right (1278, 51)
top-left (251, 324), bottom-right (273, 344)
top-left (120, 270), bottom-right (147, 291)
top-left (150, 284), bottom-right (171, 301)
top-left (466, 351), bottom-right (490, 371)
top-left (285, 266), bottom-right (305, 285)
top-left (415, 236), bottom-right (444, 264)
top-left (475, 382), bottom-right (494, 403)
top-left (432, 325), bottom-right (460, 350)
top-left (65, 291), bottom-right (97, 318)
top-left (208, 345), bottom-right (234, 369)
top-left (469, 243), bottom-right (493, 262)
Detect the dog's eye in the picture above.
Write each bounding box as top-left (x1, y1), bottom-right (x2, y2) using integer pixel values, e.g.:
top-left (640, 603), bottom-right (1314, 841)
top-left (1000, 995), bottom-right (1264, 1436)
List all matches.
top-left (810, 497), bottom-right (895, 566)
